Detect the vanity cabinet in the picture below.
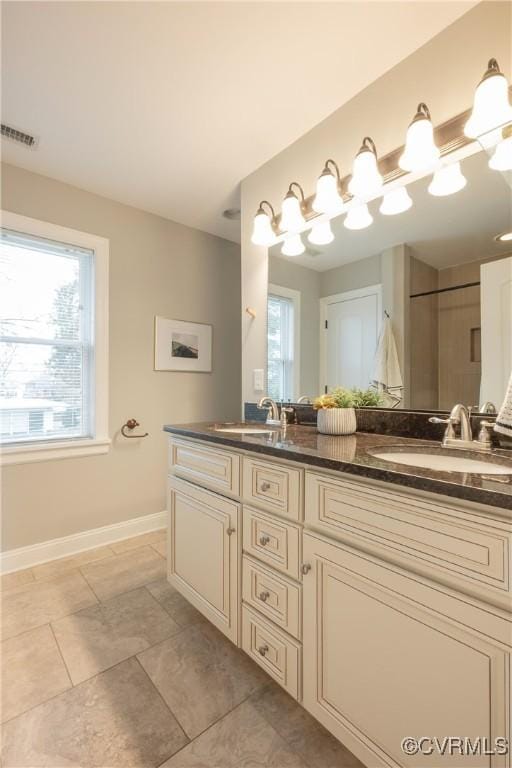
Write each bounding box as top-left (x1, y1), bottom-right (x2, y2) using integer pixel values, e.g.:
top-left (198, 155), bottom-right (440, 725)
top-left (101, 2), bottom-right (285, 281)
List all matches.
top-left (167, 434), bottom-right (512, 767)
top-left (302, 531), bottom-right (511, 768)
top-left (167, 475), bottom-right (240, 643)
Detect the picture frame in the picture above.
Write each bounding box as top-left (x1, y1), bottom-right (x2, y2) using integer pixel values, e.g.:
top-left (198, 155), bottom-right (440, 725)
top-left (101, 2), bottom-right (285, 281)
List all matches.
top-left (154, 316), bottom-right (212, 372)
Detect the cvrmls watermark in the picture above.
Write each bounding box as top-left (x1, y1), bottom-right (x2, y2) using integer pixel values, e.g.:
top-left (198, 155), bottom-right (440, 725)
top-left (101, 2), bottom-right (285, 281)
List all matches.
top-left (401, 737), bottom-right (509, 757)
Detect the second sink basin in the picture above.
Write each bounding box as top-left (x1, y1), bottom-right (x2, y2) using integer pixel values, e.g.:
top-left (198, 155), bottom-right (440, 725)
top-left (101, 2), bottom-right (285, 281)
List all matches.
top-left (370, 448), bottom-right (512, 475)
top-left (214, 426), bottom-right (274, 435)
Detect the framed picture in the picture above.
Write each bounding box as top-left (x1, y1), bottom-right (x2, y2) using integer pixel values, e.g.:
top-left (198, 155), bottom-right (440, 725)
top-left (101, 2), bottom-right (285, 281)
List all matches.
top-left (154, 316), bottom-right (212, 372)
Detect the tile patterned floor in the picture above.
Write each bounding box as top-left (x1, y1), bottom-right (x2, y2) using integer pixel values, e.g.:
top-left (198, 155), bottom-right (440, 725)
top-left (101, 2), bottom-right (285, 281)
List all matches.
top-left (1, 531), bottom-right (364, 767)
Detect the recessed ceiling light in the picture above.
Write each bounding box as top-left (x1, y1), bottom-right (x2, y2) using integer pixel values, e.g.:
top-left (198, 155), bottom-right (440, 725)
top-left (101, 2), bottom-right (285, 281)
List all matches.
top-left (222, 208), bottom-right (240, 220)
top-left (495, 231), bottom-right (512, 242)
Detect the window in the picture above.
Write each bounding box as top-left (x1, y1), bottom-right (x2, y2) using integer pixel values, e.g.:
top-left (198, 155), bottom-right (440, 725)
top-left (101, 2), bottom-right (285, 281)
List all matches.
top-left (267, 285), bottom-right (300, 402)
top-left (0, 212), bottom-right (109, 464)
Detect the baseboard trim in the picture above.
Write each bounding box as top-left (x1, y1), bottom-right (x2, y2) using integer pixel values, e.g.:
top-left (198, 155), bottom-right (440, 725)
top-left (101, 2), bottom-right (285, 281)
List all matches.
top-left (1, 510), bottom-right (167, 575)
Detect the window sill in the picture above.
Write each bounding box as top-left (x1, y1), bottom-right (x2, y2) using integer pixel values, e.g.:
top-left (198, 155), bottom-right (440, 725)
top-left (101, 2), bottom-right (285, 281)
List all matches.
top-left (0, 438), bottom-right (111, 466)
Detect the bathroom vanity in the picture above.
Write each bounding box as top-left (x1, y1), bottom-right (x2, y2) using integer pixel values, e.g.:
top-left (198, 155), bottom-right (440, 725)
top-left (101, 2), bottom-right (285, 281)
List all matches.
top-left (164, 423), bottom-right (512, 768)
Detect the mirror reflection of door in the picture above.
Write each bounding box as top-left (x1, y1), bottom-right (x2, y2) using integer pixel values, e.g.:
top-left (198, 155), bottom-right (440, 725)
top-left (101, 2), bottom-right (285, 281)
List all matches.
top-left (321, 286), bottom-right (381, 393)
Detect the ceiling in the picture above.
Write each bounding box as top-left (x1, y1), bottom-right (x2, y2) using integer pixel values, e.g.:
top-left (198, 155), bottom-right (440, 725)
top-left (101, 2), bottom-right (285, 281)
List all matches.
top-left (271, 150), bottom-right (512, 271)
top-left (1, 2), bottom-right (475, 243)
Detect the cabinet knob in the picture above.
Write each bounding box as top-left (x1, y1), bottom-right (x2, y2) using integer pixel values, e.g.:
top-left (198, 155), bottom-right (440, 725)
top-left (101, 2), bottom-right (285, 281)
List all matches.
top-left (226, 527), bottom-right (236, 536)
top-left (259, 591), bottom-right (270, 602)
top-left (258, 644), bottom-right (269, 657)
top-left (259, 535), bottom-right (270, 546)
top-left (260, 482), bottom-right (271, 492)
top-left (301, 563), bottom-right (312, 575)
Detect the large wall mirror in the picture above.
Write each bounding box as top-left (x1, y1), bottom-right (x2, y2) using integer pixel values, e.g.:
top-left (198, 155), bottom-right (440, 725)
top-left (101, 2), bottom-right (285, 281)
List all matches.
top-left (267, 145), bottom-right (512, 412)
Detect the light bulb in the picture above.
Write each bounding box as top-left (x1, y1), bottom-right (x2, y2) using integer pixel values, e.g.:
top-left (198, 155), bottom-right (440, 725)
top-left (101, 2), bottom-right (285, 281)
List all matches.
top-left (399, 104), bottom-right (440, 172)
top-left (489, 136), bottom-right (512, 171)
top-left (251, 207), bottom-right (276, 246)
top-left (313, 168), bottom-right (344, 215)
top-left (308, 220), bottom-right (334, 246)
top-left (379, 187), bottom-right (413, 215)
top-left (348, 138), bottom-right (383, 199)
top-left (281, 233), bottom-right (305, 257)
top-left (465, 59), bottom-right (512, 139)
top-left (428, 162), bottom-right (467, 196)
top-left (344, 203), bottom-right (373, 230)
top-left (280, 188), bottom-right (305, 232)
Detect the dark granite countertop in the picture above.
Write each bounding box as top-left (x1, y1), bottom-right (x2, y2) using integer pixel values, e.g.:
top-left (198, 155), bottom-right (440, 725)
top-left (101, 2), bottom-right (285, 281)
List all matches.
top-left (163, 422), bottom-right (512, 514)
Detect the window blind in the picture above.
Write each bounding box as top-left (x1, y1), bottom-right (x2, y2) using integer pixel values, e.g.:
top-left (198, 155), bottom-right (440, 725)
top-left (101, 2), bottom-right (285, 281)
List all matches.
top-left (0, 228), bottom-right (95, 445)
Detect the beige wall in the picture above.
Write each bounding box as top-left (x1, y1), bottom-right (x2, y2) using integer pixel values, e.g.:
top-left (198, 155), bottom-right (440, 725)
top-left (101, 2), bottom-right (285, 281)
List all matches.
top-left (1, 163), bottom-right (241, 550)
top-left (240, 1), bottom-right (512, 405)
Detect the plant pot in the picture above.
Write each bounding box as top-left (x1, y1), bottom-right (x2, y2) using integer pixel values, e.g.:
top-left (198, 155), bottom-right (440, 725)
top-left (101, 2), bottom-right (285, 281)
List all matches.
top-left (317, 407), bottom-right (357, 435)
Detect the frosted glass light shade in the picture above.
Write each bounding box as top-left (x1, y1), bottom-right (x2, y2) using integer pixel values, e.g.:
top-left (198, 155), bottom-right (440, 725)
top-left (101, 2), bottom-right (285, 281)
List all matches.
top-left (379, 187), bottom-right (413, 215)
top-left (465, 65), bottom-right (512, 139)
top-left (280, 192), bottom-right (305, 232)
top-left (399, 115), bottom-right (440, 172)
top-left (344, 203), bottom-right (373, 230)
top-left (348, 146), bottom-right (383, 199)
top-left (313, 172), bottom-right (344, 215)
top-left (281, 233), bottom-right (305, 257)
top-left (428, 162), bottom-right (467, 196)
top-left (251, 210), bottom-right (276, 246)
top-left (308, 220), bottom-right (334, 245)
top-left (489, 137), bottom-right (512, 171)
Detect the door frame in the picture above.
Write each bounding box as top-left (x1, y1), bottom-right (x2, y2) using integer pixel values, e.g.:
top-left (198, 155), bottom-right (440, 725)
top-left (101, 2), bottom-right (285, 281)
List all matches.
top-left (320, 284), bottom-right (382, 393)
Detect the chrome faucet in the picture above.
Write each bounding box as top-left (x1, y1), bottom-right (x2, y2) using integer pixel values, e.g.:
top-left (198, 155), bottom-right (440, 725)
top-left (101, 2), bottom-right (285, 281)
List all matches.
top-left (297, 395), bottom-right (312, 404)
top-left (429, 403), bottom-right (493, 452)
top-left (257, 396), bottom-right (280, 426)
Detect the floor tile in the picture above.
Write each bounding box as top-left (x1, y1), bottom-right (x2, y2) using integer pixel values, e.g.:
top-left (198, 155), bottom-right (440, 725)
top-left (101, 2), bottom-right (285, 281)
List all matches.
top-left (137, 623), bottom-right (267, 739)
top-left (110, 530), bottom-right (166, 554)
top-left (52, 587), bottom-right (181, 684)
top-left (151, 539), bottom-right (167, 558)
top-left (1, 570), bottom-right (98, 641)
top-left (0, 569), bottom-right (34, 591)
top-left (32, 546), bottom-right (114, 581)
top-left (145, 579), bottom-right (208, 628)
top-left (251, 682), bottom-right (365, 768)
top-left (161, 699), bottom-right (307, 768)
top-left (1, 657), bottom-right (188, 767)
top-left (80, 546), bottom-right (166, 601)
top-left (1, 624), bottom-right (71, 723)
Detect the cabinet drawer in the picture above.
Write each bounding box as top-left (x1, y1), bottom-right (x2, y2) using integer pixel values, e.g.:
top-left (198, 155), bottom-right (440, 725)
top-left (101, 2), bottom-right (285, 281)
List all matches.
top-left (305, 471), bottom-right (512, 607)
top-left (242, 457), bottom-right (302, 520)
top-left (169, 438), bottom-right (240, 496)
top-left (243, 505), bottom-right (301, 579)
top-left (242, 556), bottom-right (301, 639)
top-left (242, 605), bottom-right (301, 700)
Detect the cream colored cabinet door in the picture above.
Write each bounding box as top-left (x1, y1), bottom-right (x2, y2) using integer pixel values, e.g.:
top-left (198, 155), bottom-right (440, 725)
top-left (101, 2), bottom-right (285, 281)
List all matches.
top-left (302, 532), bottom-right (511, 768)
top-left (168, 476), bottom-right (241, 644)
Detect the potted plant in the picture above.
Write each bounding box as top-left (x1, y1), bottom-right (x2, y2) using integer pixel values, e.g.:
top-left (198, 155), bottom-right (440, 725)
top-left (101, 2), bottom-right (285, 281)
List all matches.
top-left (313, 387), bottom-right (382, 435)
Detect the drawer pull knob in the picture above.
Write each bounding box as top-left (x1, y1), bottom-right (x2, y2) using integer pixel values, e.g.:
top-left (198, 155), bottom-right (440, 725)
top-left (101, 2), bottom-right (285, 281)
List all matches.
top-left (301, 563), bottom-right (312, 575)
top-left (259, 535), bottom-right (270, 546)
top-left (259, 591), bottom-right (270, 602)
top-left (258, 644), bottom-right (269, 657)
top-left (226, 527), bottom-right (236, 536)
top-left (260, 482), bottom-right (271, 492)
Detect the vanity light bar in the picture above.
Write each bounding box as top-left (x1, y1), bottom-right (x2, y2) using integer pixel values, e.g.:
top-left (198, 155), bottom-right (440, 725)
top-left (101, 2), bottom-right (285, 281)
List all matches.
top-left (251, 58), bottom-right (512, 246)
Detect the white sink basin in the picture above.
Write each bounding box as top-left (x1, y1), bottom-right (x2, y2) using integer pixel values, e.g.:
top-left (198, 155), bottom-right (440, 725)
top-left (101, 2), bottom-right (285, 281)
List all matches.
top-left (371, 451), bottom-right (512, 475)
top-left (214, 427), bottom-right (274, 435)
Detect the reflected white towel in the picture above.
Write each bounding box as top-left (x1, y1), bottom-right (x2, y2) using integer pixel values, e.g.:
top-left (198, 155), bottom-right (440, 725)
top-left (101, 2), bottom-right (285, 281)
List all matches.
top-left (495, 371), bottom-right (512, 437)
top-left (372, 317), bottom-right (403, 403)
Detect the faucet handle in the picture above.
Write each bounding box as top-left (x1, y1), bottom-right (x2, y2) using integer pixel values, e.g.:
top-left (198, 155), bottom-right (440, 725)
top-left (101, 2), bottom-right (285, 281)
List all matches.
top-left (429, 416), bottom-right (456, 439)
top-left (477, 420), bottom-right (495, 446)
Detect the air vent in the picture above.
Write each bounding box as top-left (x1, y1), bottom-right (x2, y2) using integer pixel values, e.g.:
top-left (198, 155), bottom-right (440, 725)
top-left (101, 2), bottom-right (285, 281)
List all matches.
top-left (1, 123), bottom-right (38, 149)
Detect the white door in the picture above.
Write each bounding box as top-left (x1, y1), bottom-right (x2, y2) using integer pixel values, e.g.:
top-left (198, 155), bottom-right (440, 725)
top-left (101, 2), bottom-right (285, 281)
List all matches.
top-left (323, 286), bottom-right (381, 391)
top-left (480, 257), bottom-right (512, 407)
